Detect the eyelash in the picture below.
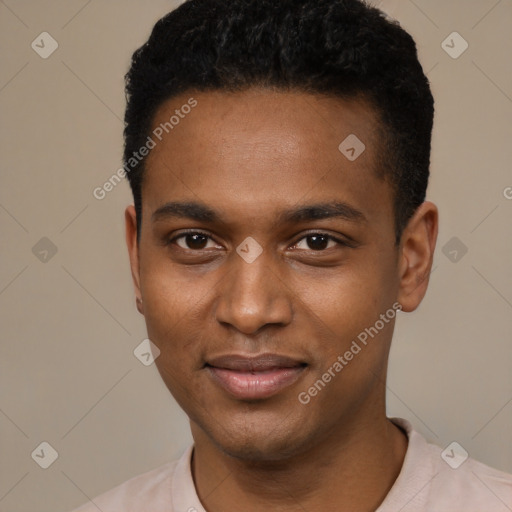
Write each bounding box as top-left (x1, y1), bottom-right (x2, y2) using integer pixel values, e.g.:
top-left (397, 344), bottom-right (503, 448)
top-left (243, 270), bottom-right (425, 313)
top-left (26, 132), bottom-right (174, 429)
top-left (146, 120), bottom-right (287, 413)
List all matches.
top-left (167, 230), bottom-right (352, 251)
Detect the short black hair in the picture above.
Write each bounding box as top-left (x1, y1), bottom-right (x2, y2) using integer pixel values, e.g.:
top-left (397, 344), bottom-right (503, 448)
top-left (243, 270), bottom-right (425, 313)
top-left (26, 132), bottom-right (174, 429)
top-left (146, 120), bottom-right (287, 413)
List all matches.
top-left (124, 0), bottom-right (434, 245)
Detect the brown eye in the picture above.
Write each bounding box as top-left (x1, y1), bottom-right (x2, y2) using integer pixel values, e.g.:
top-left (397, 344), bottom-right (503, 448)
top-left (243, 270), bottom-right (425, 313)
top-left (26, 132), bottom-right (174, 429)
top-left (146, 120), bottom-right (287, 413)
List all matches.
top-left (171, 232), bottom-right (218, 250)
top-left (294, 234), bottom-right (340, 251)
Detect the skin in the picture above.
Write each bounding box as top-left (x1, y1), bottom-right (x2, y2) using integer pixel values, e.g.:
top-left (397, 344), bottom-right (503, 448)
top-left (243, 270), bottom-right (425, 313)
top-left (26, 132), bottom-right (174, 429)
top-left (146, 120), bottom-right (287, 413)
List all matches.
top-left (125, 88), bottom-right (438, 511)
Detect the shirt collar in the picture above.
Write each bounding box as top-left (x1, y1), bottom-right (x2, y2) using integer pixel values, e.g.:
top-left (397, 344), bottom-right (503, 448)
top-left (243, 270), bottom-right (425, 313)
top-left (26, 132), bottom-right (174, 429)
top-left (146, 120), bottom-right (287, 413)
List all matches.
top-left (171, 417), bottom-right (433, 512)
top-left (376, 417), bottom-right (435, 511)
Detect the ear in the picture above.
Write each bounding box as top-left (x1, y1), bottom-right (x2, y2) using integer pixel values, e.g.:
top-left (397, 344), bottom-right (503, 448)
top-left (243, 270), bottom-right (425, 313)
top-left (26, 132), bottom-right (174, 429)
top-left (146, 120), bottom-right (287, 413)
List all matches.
top-left (125, 205), bottom-right (144, 315)
top-left (396, 201), bottom-right (438, 312)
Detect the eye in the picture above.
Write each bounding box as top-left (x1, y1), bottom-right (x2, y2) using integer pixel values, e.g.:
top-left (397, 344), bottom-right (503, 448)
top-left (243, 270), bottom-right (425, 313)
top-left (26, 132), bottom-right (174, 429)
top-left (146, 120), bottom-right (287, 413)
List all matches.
top-left (292, 233), bottom-right (347, 251)
top-left (169, 231), bottom-right (221, 250)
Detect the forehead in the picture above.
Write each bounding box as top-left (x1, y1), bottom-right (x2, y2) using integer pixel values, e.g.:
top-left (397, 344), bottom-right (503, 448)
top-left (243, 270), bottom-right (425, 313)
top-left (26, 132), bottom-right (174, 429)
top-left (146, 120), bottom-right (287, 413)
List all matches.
top-left (142, 88), bottom-right (392, 228)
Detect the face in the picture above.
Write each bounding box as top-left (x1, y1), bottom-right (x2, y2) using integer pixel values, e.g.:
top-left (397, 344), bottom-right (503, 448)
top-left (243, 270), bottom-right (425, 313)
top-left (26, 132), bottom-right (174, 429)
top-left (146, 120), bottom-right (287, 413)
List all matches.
top-left (125, 88), bottom-right (436, 461)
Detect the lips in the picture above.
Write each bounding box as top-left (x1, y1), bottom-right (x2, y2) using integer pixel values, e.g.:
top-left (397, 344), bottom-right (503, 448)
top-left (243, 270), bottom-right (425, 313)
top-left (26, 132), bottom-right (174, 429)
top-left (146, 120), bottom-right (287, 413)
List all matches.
top-left (205, 353), bottom-right (307, 400)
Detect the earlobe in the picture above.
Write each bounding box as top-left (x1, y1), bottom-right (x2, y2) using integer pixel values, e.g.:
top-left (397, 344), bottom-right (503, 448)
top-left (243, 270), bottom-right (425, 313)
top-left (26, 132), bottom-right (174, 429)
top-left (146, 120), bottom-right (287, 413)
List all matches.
top-left (396, 201), bottom-right (438, 312)
top-left (136, 296), bottom-right (144, 314)
top-left (125, 205), bottom-right (144, 314)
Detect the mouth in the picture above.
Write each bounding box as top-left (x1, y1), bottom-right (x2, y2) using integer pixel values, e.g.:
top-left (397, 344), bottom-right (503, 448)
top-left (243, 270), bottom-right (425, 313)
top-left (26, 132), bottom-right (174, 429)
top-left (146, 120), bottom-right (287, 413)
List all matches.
top-left (205, 353), bottom-right (308, 400)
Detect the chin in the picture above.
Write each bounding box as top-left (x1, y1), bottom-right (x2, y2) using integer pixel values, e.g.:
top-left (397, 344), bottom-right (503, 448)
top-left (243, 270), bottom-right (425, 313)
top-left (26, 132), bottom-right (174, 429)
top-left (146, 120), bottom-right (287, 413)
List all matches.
top-left (219, 437), bottom-right (298, 463)
top-left (205, 414), bottom-right (314, 463)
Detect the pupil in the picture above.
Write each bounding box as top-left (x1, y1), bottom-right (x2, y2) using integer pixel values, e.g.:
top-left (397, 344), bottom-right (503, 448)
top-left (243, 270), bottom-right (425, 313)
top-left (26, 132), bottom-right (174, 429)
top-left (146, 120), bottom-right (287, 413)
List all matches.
top-left (308, 235), bottom-right (328, 250)
top-left (188, 234), bottom-right (207, 249)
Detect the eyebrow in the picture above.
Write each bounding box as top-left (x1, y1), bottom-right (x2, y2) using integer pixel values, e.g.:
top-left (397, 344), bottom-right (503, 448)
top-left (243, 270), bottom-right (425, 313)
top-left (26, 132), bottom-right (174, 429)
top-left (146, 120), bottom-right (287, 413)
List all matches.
top-left (151, 200), bottom-right (367, 225)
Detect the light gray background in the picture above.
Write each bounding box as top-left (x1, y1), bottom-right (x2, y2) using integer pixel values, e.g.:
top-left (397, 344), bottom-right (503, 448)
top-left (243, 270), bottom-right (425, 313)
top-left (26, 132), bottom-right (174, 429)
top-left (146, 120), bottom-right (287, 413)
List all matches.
top-left (0, 1), bottom-right (511, 511)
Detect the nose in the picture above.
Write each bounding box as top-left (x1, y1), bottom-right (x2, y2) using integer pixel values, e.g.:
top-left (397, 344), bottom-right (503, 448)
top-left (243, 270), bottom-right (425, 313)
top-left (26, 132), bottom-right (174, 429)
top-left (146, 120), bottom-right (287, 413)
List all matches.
top-left (214, 249), bottom-right (293, 335)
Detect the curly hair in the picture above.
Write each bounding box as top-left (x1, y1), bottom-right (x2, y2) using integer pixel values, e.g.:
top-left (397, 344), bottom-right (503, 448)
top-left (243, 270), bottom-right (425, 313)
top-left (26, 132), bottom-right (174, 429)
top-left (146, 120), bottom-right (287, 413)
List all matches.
top-left (123, 0), bottom-right (434, 244)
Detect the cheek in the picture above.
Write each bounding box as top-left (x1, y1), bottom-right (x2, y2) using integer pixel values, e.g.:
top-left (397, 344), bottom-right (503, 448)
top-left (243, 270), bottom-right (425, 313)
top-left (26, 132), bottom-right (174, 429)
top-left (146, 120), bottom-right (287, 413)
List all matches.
top-left (139, 265), bottom-right (204, 369)
top-left (147, 298), bottom-right (210, 412)
top-left (295, 266), bottom-right (384, 329)
top-left (292, 261), bottom-right (397, 369)
top-left (139, 248), bottom-right (206, 326)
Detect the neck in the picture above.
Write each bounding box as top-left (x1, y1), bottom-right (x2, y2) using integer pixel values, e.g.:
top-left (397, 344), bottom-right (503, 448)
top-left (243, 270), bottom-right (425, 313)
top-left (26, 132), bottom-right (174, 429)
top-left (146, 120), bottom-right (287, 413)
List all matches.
top-left (191, 412), bottom-right (408, 512)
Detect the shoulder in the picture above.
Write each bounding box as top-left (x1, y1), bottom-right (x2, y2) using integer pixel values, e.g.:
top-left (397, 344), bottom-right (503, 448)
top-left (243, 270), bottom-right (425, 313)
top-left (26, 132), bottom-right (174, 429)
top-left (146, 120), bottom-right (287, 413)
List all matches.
top-left (426, 441), bottom-right (512, 511)
top-left (381, 418), bottom-right (512, 512)
top-left (69, 459), bottom-right (179, 512)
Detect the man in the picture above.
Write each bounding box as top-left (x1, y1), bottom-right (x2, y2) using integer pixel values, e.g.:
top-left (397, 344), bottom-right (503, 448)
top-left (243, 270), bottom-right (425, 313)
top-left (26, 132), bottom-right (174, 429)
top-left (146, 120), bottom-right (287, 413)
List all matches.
top-left (73, 0), bottom-right (512, 510)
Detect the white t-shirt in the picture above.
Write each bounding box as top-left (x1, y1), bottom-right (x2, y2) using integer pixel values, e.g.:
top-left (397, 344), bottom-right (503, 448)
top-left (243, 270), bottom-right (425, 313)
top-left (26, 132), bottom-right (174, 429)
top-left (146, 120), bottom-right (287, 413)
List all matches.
top-left (71, 417), bottom-right (512, 511)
